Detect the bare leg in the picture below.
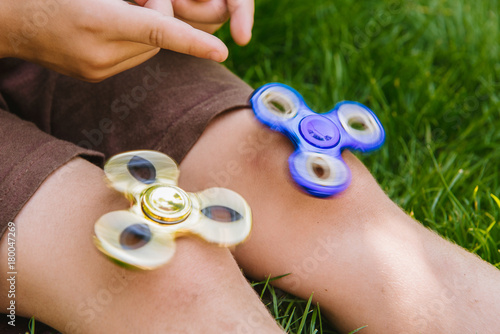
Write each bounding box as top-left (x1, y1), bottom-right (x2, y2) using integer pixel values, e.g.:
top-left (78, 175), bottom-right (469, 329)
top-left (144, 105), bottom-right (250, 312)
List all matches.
top-left (180, 108), bottom-right (500, 334)
top-left (0, 158), bottom-right (284, 333)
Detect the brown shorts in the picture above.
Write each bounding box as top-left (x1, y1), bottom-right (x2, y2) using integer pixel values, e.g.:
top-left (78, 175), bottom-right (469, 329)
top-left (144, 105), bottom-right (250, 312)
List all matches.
top-left (0, 51), bottom-right (253, 238)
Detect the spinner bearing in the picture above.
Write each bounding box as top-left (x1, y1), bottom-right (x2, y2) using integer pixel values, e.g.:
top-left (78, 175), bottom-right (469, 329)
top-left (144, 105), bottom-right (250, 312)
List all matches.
top-left (94, 151), bottom-right (252, 269)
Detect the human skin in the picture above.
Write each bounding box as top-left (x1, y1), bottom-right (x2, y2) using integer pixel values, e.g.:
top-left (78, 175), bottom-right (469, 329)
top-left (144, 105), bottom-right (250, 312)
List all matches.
top-left (179, 108), bottom-right (500, 333)
top-left (0, 0), bottom-right (254, 82)
top-left (1, 107), bottom-right (499, 333)
top-left (0, 158), bottom-right (284, 334)
top-left (172, 0), bottom-right (254, 44)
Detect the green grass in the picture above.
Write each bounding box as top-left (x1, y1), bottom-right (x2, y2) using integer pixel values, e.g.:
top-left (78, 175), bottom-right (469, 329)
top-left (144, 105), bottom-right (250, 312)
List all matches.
top-left (252, 276), bottom-right (367, 334)
top-left (217, 0), bottom-right (500, 332)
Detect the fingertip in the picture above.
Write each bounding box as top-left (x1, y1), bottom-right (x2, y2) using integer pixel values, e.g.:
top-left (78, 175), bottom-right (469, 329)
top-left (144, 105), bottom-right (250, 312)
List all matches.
top-left (230, 20), bottom-right (253, 46)
top-left (222, 47), bottom-right (229, 61)
top-left (209, 46), bottom-right (229, 62)
top-left (235, 32), bottom-right (252, 46)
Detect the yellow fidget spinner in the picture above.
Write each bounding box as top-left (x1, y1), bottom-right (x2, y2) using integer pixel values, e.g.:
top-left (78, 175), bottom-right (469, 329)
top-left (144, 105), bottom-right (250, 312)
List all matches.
top-left (94, 150), bottom-right (252, 270)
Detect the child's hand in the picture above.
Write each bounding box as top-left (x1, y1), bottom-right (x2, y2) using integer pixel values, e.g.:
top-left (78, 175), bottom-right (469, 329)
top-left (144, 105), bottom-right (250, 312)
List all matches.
top-left (0, 0), bottom-right (228, 82)
top-left (172, 0), bottom-right (254, 46)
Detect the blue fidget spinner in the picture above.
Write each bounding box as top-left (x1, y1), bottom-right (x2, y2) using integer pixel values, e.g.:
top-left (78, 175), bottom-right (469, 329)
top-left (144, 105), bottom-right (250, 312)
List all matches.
top-left (250, 83), bottom-right (385, 197)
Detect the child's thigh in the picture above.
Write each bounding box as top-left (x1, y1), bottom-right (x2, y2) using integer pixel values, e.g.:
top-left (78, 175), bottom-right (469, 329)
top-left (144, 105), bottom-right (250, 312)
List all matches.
top-left (0, 158), bottom-right (281, 333)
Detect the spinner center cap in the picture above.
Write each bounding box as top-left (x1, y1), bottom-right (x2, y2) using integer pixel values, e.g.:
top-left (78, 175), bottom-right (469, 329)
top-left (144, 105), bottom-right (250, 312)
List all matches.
top-left (299, 115), bottom-right (340, 148)
top-left (141, 185), bottom-right (192, 224)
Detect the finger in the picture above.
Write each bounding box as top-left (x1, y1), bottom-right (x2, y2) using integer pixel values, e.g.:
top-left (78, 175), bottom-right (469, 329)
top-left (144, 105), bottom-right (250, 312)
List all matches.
top-left (33, 42), bottom-right (159, 82)
top-left (103, 47), bottom-right (161, 80)
top-left (172, 0), bottom-right (229, 24)
top-left (228, 0), bottom-right (254, 46)
top-left (134, 0), bottom-right (174, 16)
top-left (176, 19), bottom-right (225, 35)
top-left (99, 41), bottom-right (158, 69)
top-left (79, 48), bottom-right (161, 82)
top-left (112, 5), bottom-right (228, 62)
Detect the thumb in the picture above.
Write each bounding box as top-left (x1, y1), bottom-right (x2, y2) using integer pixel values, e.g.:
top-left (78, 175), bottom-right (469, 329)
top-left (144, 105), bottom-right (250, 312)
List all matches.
top-left (112, 4), bottom-right (228, 62)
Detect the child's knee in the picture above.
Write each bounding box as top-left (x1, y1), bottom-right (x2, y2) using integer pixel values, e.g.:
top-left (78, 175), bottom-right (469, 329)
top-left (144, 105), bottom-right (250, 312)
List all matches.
top-left (180, 108), bottom-right (294, 191)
